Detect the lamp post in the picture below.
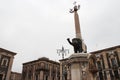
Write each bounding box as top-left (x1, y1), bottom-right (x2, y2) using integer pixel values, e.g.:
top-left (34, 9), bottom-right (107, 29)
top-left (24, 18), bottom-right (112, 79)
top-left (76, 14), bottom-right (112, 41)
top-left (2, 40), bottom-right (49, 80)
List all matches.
top-left (57, 46), bottom-right (69, 59)
top-left (57, 46), bottom-right (69, 80)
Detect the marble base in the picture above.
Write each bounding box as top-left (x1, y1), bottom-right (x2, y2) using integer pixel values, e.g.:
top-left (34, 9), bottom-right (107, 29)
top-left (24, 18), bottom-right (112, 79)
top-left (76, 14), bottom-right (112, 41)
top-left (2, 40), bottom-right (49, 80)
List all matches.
top-left (71, 63), bottom-right (81, 80)
top-left (69, 53), bottom-right (90, 80)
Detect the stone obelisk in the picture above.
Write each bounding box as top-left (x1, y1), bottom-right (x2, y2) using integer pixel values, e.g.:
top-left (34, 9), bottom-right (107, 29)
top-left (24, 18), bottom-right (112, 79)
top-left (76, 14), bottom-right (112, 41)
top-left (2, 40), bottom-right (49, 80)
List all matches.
top-left (68, 2), bottom-right (87, 53)
top-left (60, 3), bottom-right (95, 80)
top-left (70, 3), bottom-right (81, 39)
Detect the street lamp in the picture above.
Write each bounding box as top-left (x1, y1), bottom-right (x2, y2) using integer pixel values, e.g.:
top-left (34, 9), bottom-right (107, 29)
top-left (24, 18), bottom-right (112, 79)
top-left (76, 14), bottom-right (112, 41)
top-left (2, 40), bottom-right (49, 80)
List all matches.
top-left (57, 46), bottom-right (69, 59)
top-left (57, 46), bottom-right (69, 80)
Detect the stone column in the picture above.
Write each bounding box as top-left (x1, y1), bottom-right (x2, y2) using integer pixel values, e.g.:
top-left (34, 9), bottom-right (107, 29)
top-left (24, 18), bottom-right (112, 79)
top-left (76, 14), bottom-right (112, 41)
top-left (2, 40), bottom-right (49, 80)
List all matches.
top-left (103, 52), bottom-right (111, 80)
top-left (116, 49), bottom-right (120, 61)
top-left (33, 65), bottom-right (35, 80)
top-left (60, 62), bottom-right (63, 80)
top-left (40, 71), bottom-right (44, 80)
top-left (6, 56), bottom-right (14, 80)
top-left (67, 66), bottom-right (71, 80)
top-left (50, 66), bottom-right (52, 80)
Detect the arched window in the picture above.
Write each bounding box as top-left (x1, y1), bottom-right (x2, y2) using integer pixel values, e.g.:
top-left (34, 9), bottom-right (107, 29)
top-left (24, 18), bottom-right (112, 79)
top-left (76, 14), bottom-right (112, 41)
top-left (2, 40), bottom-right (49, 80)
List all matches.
top-left (1, 58), bottom-right (8, 66)
top-left (97, 61), bottom-right (102, 70)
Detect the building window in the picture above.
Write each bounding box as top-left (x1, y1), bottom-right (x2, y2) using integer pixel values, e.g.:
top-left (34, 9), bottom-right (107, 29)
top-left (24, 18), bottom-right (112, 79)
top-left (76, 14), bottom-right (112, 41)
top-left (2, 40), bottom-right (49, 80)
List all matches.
top-left (45, 75), bottom-right (48, 80)
top-left (97, 61), bottom-right (102, 70)
top-left (114, 70), bottom-right (119, 79)
top-left (111, 58), bottom-right (117, 67)
top-left (45, 63), bottom-right (49, 69)
top-left (97, 60), bottom-right (104, 80)
top-left (106, 53), bottom-right (114, 79)
top-left (1, 58), bottom-right (8, 66)
top-left (63, 66), bottom-right (67, 80)
top-left (114, 51), bottom-right (120, 67)
top-left (52, 76), bottom-right (55, 80)
top-left (35, 75), bottom-right (38, 80)
top-left (99, 71), bottom-right (104, 80)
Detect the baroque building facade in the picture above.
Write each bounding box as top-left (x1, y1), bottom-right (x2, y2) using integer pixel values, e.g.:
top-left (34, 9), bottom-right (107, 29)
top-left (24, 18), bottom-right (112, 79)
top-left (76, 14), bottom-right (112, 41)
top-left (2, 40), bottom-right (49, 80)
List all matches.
top-left (22, 57), bottom-right (60, 80)
top-left (0, 48), bottom-right (16, 80)
top-left (90, 45), bottom-right (120, 80)
top-left (10, 71), bottom-right (22, 80)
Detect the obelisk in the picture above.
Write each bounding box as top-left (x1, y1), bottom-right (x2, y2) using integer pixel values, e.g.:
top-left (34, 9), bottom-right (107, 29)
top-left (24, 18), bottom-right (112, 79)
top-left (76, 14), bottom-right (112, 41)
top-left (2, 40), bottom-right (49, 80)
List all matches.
top-left (60, 3), bottom-right (91, 80)
top-left (70, 2), bottom-right (81, 39)
top-left (68, 2), bottom-right (87, 53)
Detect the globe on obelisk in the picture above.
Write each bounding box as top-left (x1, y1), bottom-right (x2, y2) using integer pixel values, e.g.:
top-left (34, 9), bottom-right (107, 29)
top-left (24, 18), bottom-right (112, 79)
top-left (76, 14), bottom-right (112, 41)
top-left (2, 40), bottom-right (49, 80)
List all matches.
top-left (67, 2), bottom-right (87, 53)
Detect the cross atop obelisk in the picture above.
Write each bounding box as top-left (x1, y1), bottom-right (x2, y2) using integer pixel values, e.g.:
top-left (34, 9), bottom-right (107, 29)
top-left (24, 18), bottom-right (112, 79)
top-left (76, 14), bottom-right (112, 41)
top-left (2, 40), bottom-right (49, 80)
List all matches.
top-left (70, 2), bottom-right (81, 39)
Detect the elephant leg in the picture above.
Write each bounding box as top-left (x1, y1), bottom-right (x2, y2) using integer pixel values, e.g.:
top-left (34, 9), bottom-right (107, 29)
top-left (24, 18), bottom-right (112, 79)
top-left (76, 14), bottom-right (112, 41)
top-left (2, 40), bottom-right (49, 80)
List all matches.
top-left (74, 47), bottom-right (77, 53)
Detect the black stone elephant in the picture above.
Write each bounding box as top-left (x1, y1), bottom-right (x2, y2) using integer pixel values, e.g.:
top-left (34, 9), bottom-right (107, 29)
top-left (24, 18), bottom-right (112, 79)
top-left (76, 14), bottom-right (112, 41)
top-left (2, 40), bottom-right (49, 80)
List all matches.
top-left (67, 38), bottom-right (83, 53)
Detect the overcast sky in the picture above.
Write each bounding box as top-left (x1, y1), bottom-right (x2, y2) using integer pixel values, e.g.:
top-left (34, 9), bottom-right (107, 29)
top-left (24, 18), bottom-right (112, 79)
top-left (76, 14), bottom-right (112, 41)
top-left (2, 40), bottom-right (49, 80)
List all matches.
top-left (0, 0), bottom-right (120, 73)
